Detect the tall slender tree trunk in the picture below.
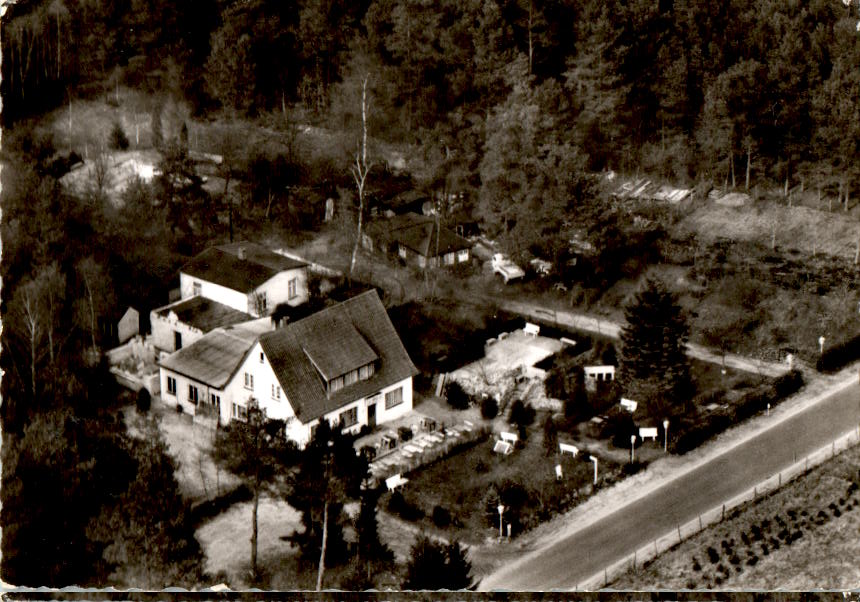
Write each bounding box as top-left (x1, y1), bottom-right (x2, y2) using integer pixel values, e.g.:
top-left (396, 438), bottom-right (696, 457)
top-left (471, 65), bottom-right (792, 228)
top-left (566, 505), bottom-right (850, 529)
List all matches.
top-left (745, 145), bottom-right (751, 191)
top-left (731, 154), bottom-right (736, 189)
top-left (251, 478), bottom-right (259, 579)
top-left (57, 13), bottom-right (61, 78)
top-left (528, 0), bottom-right (534, 79)
top-left (83, 272), bottom-right (97, 352)
top-left (316, 500), bottom-right (329, 591)
top-left (349, 76), bottom-right (370, 278)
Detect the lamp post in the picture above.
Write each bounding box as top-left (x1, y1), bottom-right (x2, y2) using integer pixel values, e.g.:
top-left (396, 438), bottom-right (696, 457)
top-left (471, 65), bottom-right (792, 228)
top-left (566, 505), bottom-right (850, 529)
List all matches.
top-left (497, 504), bottom-right (505, 542)
top-left (663, 419), bottom-right (670, 452)
top-left (589, 455), bottom-right (598, 485)
top-left (630, 434), bottom-right (637, 463)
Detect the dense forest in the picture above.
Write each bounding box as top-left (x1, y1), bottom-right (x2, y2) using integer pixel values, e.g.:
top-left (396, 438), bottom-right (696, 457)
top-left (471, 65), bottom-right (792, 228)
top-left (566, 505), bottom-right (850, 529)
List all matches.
top-left (4, 0), bottom-right (860, 180)
top-left (3, 0), bottom-right (860, 588)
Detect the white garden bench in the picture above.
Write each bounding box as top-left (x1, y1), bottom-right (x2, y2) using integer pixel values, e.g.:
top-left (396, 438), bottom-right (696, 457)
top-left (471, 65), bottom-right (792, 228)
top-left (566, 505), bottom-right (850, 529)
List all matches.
top-left (386, 473), bottom-right (409, 492)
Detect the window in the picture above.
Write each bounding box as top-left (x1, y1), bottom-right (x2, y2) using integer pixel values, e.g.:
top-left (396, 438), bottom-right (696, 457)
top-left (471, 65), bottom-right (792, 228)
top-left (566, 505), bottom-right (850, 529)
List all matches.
top-left (174, 331), bottom-right (182, 350)
top-left (188, 384), bottom-right (199, 404)
top-left (458, 249), bottom-right (469, 263)
top-left (339, 406), bottom-right (358, 428)
top-left (359, 363), bottom-right (375, 380)
top-left (258, 292), bottom-right (267, 312)
top-left (345, 370), bottom-right (358, 386)
top-left (244, 372), bottom-right (254, 390)
top-left (330, 376), bottom-right (344, 393)
top-left (166, 376), bottom-right (177, 395)
top-left (385, 387), bottom-right (403, 409)
top-left (288, 277), bottom-right (298, 300)
top-left (260, 352), bottom-right (264, 364)
top-left (192, 281), bottom-right (201, 296)
top-left (272, 384), bottom-right (281, 400)
top-left (398, 246), bottom-right (407, 259)
top-left (444, 252), bottom-right (455, 265)
top-left (211, 393), bottom-right (221, 410)
top-left (232, 403), bottom-right (248, 421)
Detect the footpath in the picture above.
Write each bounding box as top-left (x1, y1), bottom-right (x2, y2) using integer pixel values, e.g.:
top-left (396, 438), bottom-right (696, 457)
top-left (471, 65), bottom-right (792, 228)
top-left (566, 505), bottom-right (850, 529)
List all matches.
top-left (495, 298), bottom-right (791, 378)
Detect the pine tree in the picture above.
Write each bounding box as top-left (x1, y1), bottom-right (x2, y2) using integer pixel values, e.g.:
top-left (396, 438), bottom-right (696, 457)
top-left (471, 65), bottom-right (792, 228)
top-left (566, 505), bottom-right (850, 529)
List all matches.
top-left (285, 419), bottom-right (367, 589)
top-left (212, 399), bottom-right (293, 582)
top-left (619, 278), bottom-right (692, 420)
top-left (351, 486), bottom-right (393, 586)
top-left (402, 535), bottom-right (472, 590)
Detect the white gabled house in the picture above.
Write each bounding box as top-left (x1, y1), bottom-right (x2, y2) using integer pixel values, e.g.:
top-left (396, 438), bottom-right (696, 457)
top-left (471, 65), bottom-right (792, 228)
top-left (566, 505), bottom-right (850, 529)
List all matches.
top-left (179, 241), bottom-right (309, 317)
top-left (158, 290), bottom-right (418, 446)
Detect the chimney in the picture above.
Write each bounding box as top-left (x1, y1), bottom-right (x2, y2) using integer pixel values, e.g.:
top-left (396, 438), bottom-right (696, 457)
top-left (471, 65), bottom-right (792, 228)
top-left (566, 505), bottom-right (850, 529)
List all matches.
top-left (237, 245), bottom-right (246, 260)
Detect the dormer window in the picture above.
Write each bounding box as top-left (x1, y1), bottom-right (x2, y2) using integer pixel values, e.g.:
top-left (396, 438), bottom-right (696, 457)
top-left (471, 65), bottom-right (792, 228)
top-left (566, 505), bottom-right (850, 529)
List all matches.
top-left (193, 281), bottom-right (201, 296)
top-left (326, 361), bottom-right (376, 395)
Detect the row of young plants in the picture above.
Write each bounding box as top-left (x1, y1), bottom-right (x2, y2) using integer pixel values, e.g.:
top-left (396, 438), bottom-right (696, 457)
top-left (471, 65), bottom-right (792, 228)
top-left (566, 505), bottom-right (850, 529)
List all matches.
top-left (684, 478), bottom-right (860, 589)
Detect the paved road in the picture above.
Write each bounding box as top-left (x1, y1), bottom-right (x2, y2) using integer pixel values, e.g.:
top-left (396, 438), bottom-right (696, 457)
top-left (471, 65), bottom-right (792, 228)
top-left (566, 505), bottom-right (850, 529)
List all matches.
top-left (480, 378), bottom-right (860, 591)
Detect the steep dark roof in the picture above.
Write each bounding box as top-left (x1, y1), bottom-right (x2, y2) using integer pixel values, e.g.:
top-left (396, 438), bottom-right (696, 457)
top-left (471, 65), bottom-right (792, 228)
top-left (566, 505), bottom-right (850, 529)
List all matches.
top-left (154, 296), bottom-right (253, 332)
top-left (259, 290), bottom-right (418, 423)
top-left (396, 220), bottom-right (472, 257)
top-left (181, 242), bottom-right (306, 293)
top-left (301, 312), bottom-right (378, 381)
top-left (366, 213), bottom-right (472, 258)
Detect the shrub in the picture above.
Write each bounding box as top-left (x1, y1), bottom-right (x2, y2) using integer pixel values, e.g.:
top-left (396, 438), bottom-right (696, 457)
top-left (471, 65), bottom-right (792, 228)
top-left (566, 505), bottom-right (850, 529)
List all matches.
top-left (110, 121), bottom-right (130, 150)
top-left (747, 555), bottom-right (759, 566)
top-left (481, 396), bottom-right (499, 419)
top-left (136, 388), bottom-right (151, 413)
top-left (740, 531), bottom-right (750, 546)
top-left (474, 459), bottom-right (489, 473)
top-left (622, 460), bottom-right (647, 475)
top-left (816, 333), bottom-right (860, 372)
top-left (445, 380), bottom-right (471, 410)
top-left (773, 369), bottom-right (804, 397)
top-left (509, 400), bottom-right (536, 440)
top-left (432, 505), bottom-right (451, 528)
top-left (691, 557), bottom-right (701, 571)
top-left (761, 543), bottom-right (769, 556)
top-left (706, 546), bottom-right (720, 564)
top-left (387, 492), bottom-right (424, 521)
top-left (729, 554), bottom-right (741, 565)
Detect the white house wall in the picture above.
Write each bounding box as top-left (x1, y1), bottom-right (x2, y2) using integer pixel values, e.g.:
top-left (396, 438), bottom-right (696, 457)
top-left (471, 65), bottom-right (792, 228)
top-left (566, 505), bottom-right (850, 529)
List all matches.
top-left (159, 366), bottom-right (223, 417)
top-left (252, 268), bottom-right (309, 315)
top-left (150, 310), bottom-right (206, 353)
top-left (294, 376), bottom-right (415, 448)
top-left (179, 273), bottom-right (250, 314)
top-left (220, 341), bottom-right (296, 425)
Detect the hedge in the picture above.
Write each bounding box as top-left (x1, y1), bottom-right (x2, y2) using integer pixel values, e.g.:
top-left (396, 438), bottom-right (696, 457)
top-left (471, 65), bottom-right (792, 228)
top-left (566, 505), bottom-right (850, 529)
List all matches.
top-left (673, 370), bottom-right (803, 454)
top-left (816, 333), bottom-right (860, 373)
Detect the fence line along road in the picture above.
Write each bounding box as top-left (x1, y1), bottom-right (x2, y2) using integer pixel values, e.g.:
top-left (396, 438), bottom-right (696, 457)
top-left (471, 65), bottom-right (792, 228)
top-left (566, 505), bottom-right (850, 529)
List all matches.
top-left (576, 426), bottom-right (860, 591)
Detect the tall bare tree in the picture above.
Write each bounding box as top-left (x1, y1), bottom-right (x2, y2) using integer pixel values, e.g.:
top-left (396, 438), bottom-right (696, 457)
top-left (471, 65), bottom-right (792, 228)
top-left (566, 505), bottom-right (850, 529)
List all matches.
top-left (349, 76), bottom-right (370, 278)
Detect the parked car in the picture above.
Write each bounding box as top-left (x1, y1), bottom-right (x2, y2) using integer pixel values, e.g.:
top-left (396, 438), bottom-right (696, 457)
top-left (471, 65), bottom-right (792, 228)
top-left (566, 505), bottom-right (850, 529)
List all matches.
top-left (492, 253), bottom-right (525, 284)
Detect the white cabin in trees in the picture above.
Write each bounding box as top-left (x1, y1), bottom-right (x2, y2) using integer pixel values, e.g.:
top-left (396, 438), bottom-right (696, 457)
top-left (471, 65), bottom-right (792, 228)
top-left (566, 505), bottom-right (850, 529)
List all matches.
top-left (158, 290), bottom-right (417, 446)
top-left (179, 241), bottom-right (309, 317)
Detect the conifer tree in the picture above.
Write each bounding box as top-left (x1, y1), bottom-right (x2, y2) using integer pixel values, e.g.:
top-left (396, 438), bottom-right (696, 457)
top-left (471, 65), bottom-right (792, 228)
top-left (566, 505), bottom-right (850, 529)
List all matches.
top-left (619, 278), bottom-right (692, 420)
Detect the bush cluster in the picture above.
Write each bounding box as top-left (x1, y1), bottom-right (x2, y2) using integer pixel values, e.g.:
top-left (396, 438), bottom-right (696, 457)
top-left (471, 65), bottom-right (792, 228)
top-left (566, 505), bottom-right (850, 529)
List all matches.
top-left (388, 491), bottom-right (424, 522)
top-left (816, 333), bottom-right (860, 373)
top-left (672, 370), bottom-right (803, 453)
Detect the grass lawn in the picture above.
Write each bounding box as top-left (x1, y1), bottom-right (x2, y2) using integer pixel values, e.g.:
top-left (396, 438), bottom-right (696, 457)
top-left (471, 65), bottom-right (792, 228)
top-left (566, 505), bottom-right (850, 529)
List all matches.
top-left (611, 443), bottom-right (860, 590)
top-left (390, 429), bottom-right (622, 545)
top-left (195, 494), bottom-right (302, 588)
top-left (126, 397), bottom-right (241, 505)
